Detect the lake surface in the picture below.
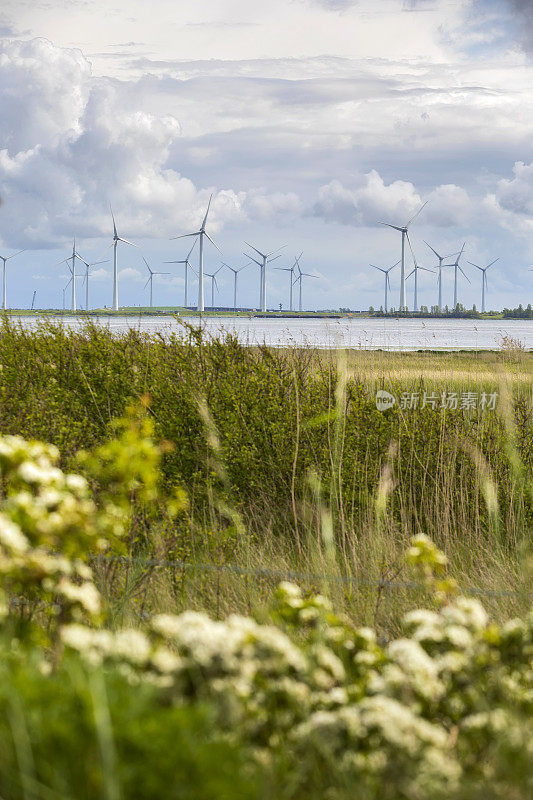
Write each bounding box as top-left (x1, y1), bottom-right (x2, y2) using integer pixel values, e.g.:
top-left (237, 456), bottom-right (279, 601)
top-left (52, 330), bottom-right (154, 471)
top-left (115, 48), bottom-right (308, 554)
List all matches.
top-left (10, 315), bottom-right (533, 351)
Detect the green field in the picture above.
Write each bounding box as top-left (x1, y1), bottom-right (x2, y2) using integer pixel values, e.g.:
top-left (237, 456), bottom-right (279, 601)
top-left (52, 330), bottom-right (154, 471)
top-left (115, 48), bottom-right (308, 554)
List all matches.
top-left (0, 317), bottom-right (532, 799)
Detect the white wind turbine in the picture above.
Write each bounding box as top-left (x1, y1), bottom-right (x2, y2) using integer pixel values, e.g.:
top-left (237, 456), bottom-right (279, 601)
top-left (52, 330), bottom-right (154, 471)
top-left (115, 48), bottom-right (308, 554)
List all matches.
top-left (379, 201), bottom-right (428, 311)
top-left (221, 261), bottom-right (251, 312)
top-left (164, 239), bottom-right (197, 308)
top-left (243, 242), bottom-right (286, 312)
top-left (446, 243), bottom-right (468, 309)
top-left (424, 242), bottom-right (458, 312)
top-left (275, 252), bottom-right (302, 312)
top-left (204, 266), bottom-right (223, 309)
top-left (55, 238), bottom-right (87, 311)
top-left (75, 256), bottom-right (109, 311)
top-left (405, 241), bottom-right (435, 312)
top-left (171, 195), bottom-right (221, 313)
top-left (0, 249), bottom-right (25, 311)
top-left (143, 256), bottom-right (170, 309)
top-left (106, 207), bottom-right (138, 311)
top-left (369, 260), bottom-right (400, 312)
top-left (467, 258), bottom-right (498, 313)
top-left (293, 254), bottom-right (317, 312)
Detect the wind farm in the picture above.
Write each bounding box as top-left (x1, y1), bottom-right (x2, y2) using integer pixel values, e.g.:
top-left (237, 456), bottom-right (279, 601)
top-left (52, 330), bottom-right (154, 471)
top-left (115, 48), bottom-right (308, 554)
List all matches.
top-left (0, 196), bottom-right (511, 318)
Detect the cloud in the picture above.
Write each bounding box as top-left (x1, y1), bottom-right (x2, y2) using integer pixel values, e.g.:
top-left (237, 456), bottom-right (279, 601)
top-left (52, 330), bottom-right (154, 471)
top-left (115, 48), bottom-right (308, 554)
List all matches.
top-left (118, 267), bottom-right (143, 281)
top-left (312, 171), bottom-right (422, 226)
top-left (504, 0), bottom-right (533, 52)
top-left (89, 267), bottom-right (110, 280)
top-left (486, 161), bottom-right (533, 231)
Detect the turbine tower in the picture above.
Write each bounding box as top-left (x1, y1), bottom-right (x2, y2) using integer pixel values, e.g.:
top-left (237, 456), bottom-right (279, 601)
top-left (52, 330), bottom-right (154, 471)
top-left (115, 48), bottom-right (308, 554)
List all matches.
top-left (143, 256), bottom-right (170, 308)
top-left (424, 242), bottom-right (457, 312)
top-left (109, 207), bottom-right (137, 311)
top-left (379, 201), bottom-right (428, 312)
top-left (164, 239), bottom-right (197, 308)
top-left (204, 266), bottom-right (223, 309)
top-left (221, 261), bottom-right (251, 312)
top-left (369, 260), bottom-right (399, 312)
top-left (171, 195), bottom-right (221, 313)
top-left (0, 249), bottom-right (25, 311)
top-left (447, 244), bottom-right (468, 309)
top-left (293, 254), bottom-right (317, 312)
top-left (467, 258), bottom-right (498, 313)
top-left (406, 238), bottom-right (434, 312)
top-left (243, 242), bottom-right (285, 312)
top-left (275, 253), bottom-right (302, 312)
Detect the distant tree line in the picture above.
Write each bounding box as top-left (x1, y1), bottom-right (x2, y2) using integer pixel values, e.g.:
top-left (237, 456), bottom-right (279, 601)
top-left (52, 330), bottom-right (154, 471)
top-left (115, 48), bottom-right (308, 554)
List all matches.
top-left (368, 304), bottom-right (484, 319)
top-left (502, 304), bottom-right (533, 319)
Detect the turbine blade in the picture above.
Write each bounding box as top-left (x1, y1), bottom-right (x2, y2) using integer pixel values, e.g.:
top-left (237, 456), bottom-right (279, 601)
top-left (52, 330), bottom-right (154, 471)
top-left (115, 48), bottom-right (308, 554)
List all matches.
top-left (142, 255), bottom-right (152, 273)
top-left (467, 261), bottom-right (482, 270)
top-left (487, 258), bottom-right (499, 268)
top-left (243, 241), bottom-right (265, 259)
top-left (6, 249), bottom-right (25, 260)
top-left (459, 266), bottom-right (471, 283)
top-left (117, 237), bottom-right (137, 247)
top-left (267, 253), bottom-right (282, 263)
top-left (144, 278), bottom-right (151, 289)
top-left (170, 231), bottom-right (201, 241)
top-left (266, 245), bottom-right (287, 258)
top-left (406, 199), bottom-right (429, 228)
top-left (187, 237), bottom-right (198, 259)
top-left (379, 223), bottom-right (404, 232)
top-left (423, 241), bottom-right (441, 259)
top-left (202, 194), bottom-right (213, 229)
top-left (110, 205), bottom-right (117, 237)
top-left (243, 252), bottom-right (262, 267)
top-left (204, 231), bottom-right (222, 254)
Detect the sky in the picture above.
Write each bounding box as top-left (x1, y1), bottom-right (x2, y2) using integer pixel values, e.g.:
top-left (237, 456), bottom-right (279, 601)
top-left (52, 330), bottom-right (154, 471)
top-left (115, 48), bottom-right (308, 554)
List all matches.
top-left (1, 0), bottom-right (533, 311)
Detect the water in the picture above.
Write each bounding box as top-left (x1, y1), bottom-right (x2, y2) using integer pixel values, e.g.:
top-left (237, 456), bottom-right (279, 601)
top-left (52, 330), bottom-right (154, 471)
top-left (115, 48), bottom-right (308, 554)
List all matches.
top-left (9, 315), bottom-right (533, 350)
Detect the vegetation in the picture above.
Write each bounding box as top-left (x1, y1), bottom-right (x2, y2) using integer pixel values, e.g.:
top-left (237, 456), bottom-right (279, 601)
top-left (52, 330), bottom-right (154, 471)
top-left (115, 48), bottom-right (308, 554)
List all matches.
top-left (502, 304), bottom-right (533, 319)
top-left (0, 397), bottom-right (532, 798)
top-left (0, 317), bottom-right (531, 629)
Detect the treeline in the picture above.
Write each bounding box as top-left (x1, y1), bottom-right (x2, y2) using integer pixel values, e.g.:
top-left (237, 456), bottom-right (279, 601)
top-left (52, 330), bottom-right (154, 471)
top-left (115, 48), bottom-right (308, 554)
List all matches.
top-left (502, 304), bottom-right (533, 318)
top-left (369, 304), bottom-right (490, 318)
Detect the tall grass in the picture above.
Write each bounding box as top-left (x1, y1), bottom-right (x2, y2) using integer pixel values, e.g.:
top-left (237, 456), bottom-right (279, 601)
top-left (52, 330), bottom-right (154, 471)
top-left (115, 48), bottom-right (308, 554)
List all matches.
top-left (0, 317), bottom-right (531, 631)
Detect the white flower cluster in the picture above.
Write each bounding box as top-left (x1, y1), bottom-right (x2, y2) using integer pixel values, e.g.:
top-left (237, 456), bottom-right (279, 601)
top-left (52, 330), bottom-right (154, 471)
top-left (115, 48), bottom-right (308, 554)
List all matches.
top-left (59, 574), bottom-right (533, 796)
top-left (0, 433), bottom-right (129, 626)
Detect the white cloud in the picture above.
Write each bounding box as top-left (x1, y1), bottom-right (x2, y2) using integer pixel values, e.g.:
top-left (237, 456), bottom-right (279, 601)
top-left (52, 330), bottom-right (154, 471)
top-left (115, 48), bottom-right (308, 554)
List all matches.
top-left (313, 172), bottom-right (422, 226)
top-left (119, 267), bottom-right (143, 281)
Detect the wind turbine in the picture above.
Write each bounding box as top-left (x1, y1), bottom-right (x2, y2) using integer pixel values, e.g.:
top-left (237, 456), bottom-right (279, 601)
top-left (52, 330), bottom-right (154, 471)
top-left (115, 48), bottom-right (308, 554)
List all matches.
top-left (55, 239), bottom-right (86, 311)
top-left (171, 195), bottom-right (221, 313)
top-left (275, 253), bottom-right (302, 312)
top-left (164, 239), bottom-right (197, 308)
top-left (406, 238), bottom-right (434, 312)
top-left (369, 260), bottom-right (400, 312)
top-left (204, 266), bottom-right (223, 309)
top-left (108, 207), bottom-right (138, 311)
top-left (143, 256), bottom-right (170, 309)
top-left (293, 254), bottom-right (317, 312)
top-left (76, 256), bottom-right (109, 310)
top-left (0, 249), bottom-right (25, 311)
top-left (243, 242), bottom-right (286, 312)
top-left (446, 243), bottom-right (468, 309)
top-left (424, 242), bottom-right (458, 312)
top-left (379, 201), bottom-right (428, 311)
top-left (221, 261), bottom-right (251, 312)
top-left (467, 258), bottom-right (498, 313)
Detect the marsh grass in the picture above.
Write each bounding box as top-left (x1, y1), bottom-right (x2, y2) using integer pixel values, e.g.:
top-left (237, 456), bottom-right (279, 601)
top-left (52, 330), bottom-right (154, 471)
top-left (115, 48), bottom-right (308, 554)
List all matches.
top-left (0, 316), bottom-right (532, 633)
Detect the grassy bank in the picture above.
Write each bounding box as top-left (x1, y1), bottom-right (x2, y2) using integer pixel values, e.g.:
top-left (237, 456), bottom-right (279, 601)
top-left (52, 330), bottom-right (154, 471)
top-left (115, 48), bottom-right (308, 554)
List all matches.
top-left (0, 317), bottom-right (531, 630)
